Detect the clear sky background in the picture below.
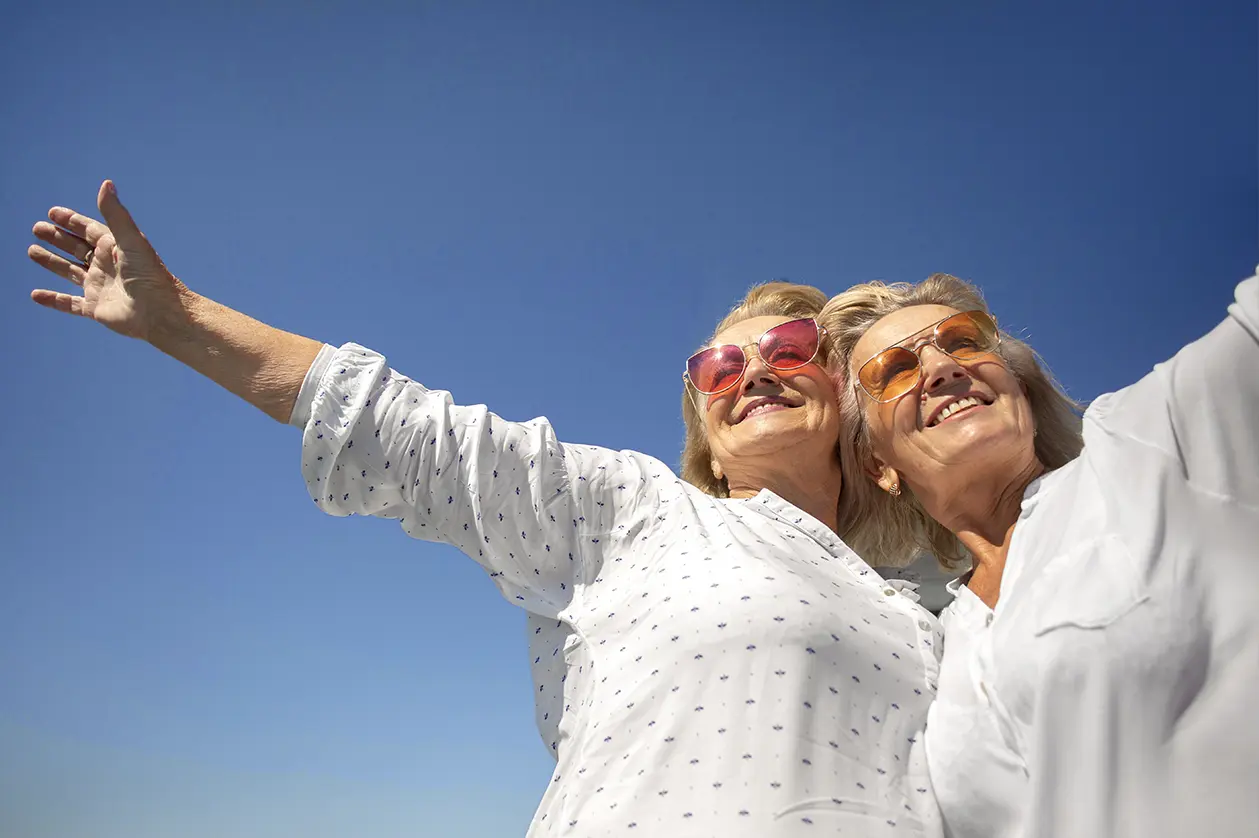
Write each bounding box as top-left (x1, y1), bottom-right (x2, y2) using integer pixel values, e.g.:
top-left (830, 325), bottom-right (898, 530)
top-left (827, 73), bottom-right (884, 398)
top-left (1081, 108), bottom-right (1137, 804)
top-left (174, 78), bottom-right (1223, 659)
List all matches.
top-left (2, 2), bottom-right (1255, 836)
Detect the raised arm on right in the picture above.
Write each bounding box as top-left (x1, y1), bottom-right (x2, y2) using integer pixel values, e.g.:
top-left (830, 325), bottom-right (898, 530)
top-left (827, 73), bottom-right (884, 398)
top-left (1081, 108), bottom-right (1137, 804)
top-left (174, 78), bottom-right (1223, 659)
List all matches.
top-left (1088, 268), bottom-right (1259, 503)
top-left (28, 180), bottom-right (323, 423)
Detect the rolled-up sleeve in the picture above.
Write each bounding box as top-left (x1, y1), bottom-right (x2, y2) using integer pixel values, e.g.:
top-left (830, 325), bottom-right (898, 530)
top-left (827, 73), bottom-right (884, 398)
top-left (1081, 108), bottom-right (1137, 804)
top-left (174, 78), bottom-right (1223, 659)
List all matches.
top-left (295, 343), bottom-right (649, 616)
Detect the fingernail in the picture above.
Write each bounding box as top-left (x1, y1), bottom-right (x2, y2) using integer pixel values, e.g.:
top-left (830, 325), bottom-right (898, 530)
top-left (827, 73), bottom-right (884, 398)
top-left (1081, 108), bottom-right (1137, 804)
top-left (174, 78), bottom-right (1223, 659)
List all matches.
top-left (105, 181), bottom-right (116, 196)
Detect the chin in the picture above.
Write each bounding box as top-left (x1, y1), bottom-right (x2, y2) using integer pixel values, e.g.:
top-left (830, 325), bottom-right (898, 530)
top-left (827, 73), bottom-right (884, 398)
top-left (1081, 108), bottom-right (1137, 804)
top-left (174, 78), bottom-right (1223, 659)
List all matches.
top-left (738, 422), bottom-right (807, 449)
top-left (730, 418), bottom-right (834, 457)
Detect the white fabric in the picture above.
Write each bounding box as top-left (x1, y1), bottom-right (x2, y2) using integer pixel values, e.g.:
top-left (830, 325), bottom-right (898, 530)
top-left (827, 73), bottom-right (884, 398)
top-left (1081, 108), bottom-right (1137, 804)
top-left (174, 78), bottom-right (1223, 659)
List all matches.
top-left (927, 272), bottom-right (1259, 838)
top-left (288, 342), bottom-right (336, 428)
top-left (926, 578), bottom-right (1027, 838)
top-left (293, 345), bottom-right (946, 838)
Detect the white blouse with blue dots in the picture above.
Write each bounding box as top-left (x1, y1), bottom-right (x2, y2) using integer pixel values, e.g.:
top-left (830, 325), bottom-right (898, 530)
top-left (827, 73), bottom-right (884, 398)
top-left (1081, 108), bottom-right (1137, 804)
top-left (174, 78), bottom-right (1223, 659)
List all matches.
top-left (294, 343), bottom-right (945, 838)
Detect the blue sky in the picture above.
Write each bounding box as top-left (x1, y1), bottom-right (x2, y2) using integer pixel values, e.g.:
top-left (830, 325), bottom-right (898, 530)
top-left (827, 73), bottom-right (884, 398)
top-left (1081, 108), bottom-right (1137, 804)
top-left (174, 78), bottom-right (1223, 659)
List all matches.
top-left (2, 2), bottom-right (1255, 836)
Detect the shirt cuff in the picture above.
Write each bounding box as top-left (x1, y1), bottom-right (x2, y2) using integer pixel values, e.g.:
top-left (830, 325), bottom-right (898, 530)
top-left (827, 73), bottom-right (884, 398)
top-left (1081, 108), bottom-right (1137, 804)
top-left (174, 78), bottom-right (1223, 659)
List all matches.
top-left (288, 343), bottom-right (338, 428)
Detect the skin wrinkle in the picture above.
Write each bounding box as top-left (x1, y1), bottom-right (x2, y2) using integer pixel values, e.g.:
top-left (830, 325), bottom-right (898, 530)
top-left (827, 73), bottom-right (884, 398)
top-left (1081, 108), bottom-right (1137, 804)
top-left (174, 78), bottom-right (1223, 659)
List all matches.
top-left (852, 304), bottom-right (1045, 607)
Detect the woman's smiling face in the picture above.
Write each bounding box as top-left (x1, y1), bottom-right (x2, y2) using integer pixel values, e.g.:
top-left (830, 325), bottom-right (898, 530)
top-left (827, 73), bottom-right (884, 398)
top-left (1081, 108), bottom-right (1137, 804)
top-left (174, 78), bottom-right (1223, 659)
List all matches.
top-left (849, 304), bottom-right (1037, 494)
top-left (702, 315), bottom-right (842, 483)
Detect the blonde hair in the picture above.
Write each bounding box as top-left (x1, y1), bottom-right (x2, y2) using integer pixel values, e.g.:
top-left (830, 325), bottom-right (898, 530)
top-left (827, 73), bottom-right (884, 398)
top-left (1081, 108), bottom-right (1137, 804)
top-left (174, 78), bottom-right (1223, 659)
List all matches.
top-left (819, 273), bottom-right (1084, 570)
top-left (680, 281), bottom-right (830, 497)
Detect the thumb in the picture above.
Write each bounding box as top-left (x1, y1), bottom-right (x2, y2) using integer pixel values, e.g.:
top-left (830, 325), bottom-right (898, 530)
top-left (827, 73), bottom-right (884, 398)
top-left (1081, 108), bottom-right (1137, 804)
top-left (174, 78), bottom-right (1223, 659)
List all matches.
top-left (96, 180), bottom-right (148, 251)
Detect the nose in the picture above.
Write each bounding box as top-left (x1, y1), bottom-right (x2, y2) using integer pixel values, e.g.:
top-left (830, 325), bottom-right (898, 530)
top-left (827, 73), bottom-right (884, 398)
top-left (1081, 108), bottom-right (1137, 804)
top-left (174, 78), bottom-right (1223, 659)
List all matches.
top-left (740, 351), bottom-right (782, 392)
top-left (918, 345), bottom-right (968, 394)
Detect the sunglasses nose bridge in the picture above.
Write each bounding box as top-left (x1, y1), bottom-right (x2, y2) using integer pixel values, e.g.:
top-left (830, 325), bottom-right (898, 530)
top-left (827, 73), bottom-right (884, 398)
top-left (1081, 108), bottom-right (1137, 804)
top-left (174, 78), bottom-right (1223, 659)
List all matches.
top-left (917, 342), bottom-right (970, 391)
top-left (726, 353), bottom-right (765, 396)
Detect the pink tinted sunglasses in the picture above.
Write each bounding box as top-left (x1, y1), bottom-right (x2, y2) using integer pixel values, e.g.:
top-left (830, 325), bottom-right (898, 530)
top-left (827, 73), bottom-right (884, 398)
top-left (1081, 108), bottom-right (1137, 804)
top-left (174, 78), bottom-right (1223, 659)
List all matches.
top-left (684, 318), bottom-right (826, 396)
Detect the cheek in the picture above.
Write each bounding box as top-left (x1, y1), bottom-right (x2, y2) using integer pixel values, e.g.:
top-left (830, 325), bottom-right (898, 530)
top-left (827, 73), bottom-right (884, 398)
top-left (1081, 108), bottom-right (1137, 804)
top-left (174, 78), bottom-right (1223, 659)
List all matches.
top-left (866, 400), bottom-right (924, 463)
top-left (704, 395), bottom-right (745, 443)
top-left (863, 403), bottom-right (899, 455)
top-left (703, 392), bottom-right (730, 423)
top-left (803, 371), bottom-right (841, 411)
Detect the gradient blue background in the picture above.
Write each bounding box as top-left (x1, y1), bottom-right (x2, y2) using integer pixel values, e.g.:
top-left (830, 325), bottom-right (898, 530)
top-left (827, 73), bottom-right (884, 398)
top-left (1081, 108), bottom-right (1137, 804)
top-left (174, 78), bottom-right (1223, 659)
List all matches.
top-left (2, 2), bottom-right (1255, 836)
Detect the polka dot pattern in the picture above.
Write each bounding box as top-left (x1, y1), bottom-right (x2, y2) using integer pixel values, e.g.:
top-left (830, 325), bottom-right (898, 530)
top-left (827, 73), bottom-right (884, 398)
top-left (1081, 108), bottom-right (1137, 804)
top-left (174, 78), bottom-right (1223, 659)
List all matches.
top-left (299, 344), bottom-right (945, 837)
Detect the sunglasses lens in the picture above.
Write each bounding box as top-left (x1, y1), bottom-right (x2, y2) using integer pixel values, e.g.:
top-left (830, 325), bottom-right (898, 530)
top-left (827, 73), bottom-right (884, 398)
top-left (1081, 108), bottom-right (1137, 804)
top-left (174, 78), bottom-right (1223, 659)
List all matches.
top-left (860, 347), bottom-right (921, 402)
top-left (760, 318), bottom-right (820, 370)
top-left (687, 344), bottom-right (747, 394)
top-left (938, 311), bottom-right (999, 359)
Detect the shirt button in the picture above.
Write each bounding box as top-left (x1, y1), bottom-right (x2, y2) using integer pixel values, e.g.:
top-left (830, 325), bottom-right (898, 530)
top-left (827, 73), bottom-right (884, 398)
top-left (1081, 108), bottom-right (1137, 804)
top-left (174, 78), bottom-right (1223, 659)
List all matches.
top-left (883, 588), bottom-right (897, 596)
top-left (918, 620), bottom-right (931, 631)
top-left (985, 613), bottom-right (994, 627)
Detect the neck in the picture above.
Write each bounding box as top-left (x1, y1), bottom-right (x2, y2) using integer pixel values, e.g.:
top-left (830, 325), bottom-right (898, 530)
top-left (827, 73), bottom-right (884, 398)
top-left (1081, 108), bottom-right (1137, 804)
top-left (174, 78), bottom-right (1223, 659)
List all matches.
top-left (916, 456), bottom-right (1044, 609)
top-left (725, 457), bottom-right (844, 535)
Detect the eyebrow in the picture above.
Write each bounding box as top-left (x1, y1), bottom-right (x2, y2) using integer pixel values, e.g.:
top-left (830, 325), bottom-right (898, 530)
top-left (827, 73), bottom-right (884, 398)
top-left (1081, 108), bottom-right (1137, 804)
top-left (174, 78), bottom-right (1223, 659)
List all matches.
top-left (887, 312), bottom-right (954, 350)
top-left (852, 313), bottom-right (950, 371)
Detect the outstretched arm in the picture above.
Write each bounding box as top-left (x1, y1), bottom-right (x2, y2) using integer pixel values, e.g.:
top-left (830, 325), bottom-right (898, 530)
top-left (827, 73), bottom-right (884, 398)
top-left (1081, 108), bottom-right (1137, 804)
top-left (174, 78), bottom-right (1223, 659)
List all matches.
top-left (1087, 268), bottom-right (1259, 503)
top-left (28, 180), bottom-right (323, 422)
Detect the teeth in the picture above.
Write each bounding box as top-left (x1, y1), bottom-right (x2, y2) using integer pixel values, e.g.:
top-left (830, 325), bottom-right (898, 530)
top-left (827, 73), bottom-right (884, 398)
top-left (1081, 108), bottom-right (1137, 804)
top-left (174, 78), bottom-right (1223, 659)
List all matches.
top-left (745, 401), bottom-right (786, 419)
top-left (935, 396), bottom-right (983, 424)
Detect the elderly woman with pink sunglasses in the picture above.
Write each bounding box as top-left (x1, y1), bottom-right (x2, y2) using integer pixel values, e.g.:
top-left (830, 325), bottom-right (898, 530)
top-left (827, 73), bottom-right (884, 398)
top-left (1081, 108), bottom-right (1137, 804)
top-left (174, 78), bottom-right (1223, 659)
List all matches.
top-left (819, 271), bottom-right (1259, 838)
top-left (27, 181), bottom-right (947, 838)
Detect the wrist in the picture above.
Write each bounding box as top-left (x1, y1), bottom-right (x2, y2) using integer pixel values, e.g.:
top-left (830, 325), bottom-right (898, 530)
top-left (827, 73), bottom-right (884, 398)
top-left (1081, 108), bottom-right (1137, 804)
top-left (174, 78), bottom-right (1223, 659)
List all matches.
top-left (147, 281), bottom-right (202, 354)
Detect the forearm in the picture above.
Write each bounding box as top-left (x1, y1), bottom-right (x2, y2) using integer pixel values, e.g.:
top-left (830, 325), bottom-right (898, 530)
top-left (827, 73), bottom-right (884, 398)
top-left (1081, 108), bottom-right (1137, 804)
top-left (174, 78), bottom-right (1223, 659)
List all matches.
top-left (149, 285), bottom-right (324, 423)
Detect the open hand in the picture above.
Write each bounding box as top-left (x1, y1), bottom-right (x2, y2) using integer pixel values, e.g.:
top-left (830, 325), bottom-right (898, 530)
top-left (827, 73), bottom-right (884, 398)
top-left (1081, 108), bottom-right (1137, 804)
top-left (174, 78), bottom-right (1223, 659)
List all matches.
top-left (29, 180), bottom-right (186, 342)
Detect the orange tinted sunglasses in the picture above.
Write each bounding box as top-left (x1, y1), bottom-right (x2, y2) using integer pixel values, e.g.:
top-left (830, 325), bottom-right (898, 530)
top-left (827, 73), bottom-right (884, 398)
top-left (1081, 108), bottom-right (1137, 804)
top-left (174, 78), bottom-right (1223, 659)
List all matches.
top-left (856, 310), bottom-right (1001, 403)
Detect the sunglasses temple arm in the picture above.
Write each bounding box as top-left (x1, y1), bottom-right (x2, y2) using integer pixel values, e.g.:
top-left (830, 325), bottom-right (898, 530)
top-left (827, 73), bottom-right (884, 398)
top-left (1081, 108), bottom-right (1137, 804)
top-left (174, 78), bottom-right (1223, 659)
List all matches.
top-left (685, 381), bottom-right (709, 418)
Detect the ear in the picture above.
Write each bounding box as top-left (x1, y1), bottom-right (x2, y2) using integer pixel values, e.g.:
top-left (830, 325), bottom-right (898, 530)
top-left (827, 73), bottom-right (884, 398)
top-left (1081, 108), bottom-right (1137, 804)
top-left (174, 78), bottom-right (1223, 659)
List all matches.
top-left (864, 453), bottom-right (899, 495)
top-left (874, 467), bottom-right (901, 495)
top-left (861, 451), bottom-right (887, 485)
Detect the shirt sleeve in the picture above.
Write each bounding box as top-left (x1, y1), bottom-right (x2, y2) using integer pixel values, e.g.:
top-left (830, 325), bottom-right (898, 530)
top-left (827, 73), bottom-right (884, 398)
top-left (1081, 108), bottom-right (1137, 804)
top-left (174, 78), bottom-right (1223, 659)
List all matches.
top-left (295, 343), bottom-right (659, 617)
top-left (1088, 270), bottom-right (1259, 504)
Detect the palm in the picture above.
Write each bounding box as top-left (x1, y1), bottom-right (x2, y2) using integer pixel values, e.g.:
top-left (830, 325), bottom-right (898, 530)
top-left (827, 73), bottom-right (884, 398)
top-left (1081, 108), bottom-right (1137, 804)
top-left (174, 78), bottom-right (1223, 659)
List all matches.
top-left (28, 181), bottom-right (182, 341)
top-left (80, 251), bottom-right (165, 337)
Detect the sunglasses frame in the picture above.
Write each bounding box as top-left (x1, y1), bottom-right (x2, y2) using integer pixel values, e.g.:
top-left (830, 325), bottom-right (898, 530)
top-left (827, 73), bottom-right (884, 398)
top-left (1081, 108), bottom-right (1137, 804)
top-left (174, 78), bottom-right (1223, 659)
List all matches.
top-left (855, 309), bottom-right (1001, 404)
top-left (684, 317), bottom-right (827, 397)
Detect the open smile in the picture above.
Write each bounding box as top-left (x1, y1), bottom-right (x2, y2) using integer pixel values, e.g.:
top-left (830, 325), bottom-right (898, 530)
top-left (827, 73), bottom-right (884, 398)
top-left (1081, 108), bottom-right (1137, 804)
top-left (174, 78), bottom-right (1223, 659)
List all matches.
top-left (926, 394), bottom-right (993, 427)
top-left (735, 397), bottom-right (799, 424)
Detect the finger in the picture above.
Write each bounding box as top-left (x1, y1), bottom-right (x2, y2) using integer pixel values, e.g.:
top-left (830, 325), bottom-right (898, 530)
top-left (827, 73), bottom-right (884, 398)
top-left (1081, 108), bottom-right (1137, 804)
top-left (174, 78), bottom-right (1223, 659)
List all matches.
top-left (93, 236), bottom-right (117, 274)
top-left (96, 181), bottom-right (148, 251)
top-left (28, 244), bottom-right (88, 286)
top-left (31, 289), bottom-right (88, 317)
top-left (32, 221), bottom-right (94, 262)
top-left (47, 205), bottom-right (111, 243)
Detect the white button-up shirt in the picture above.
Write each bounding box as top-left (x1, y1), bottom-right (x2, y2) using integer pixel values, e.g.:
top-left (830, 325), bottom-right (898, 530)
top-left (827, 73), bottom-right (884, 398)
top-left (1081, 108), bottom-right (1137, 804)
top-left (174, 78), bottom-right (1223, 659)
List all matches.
top-left (927, 273), bottom-right (1259, 838)
top-left (293, 343), bottom-right (945, 837)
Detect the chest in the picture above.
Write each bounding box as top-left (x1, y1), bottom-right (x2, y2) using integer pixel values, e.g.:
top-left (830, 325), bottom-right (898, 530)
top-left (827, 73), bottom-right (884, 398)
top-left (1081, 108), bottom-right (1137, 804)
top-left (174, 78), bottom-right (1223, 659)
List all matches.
top-left (980, 469), bottom-right (1209, 739)
top-left (573, 497), bottom-right (939, 690)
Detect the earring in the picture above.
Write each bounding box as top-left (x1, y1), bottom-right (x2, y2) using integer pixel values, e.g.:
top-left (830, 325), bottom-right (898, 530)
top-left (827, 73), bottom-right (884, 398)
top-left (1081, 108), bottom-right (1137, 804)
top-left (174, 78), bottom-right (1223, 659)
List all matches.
top-left (888, 483), bottom-right (901, 497)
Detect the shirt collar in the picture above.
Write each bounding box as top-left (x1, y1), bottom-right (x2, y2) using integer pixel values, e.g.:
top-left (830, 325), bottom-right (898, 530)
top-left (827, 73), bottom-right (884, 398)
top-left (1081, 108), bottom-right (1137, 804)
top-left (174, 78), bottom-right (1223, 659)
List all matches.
top-left (944, 575), bottom-right (993, 623)
top-left (733, 489), bottom-right (870, 572)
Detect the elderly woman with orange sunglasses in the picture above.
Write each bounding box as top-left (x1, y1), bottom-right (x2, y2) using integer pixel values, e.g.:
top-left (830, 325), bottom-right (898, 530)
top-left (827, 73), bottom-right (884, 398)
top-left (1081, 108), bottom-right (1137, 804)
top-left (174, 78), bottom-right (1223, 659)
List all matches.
top-left (819, 271), bottom-right (1259, 838)
top-left (26, 181), bottom-right (947, 838)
